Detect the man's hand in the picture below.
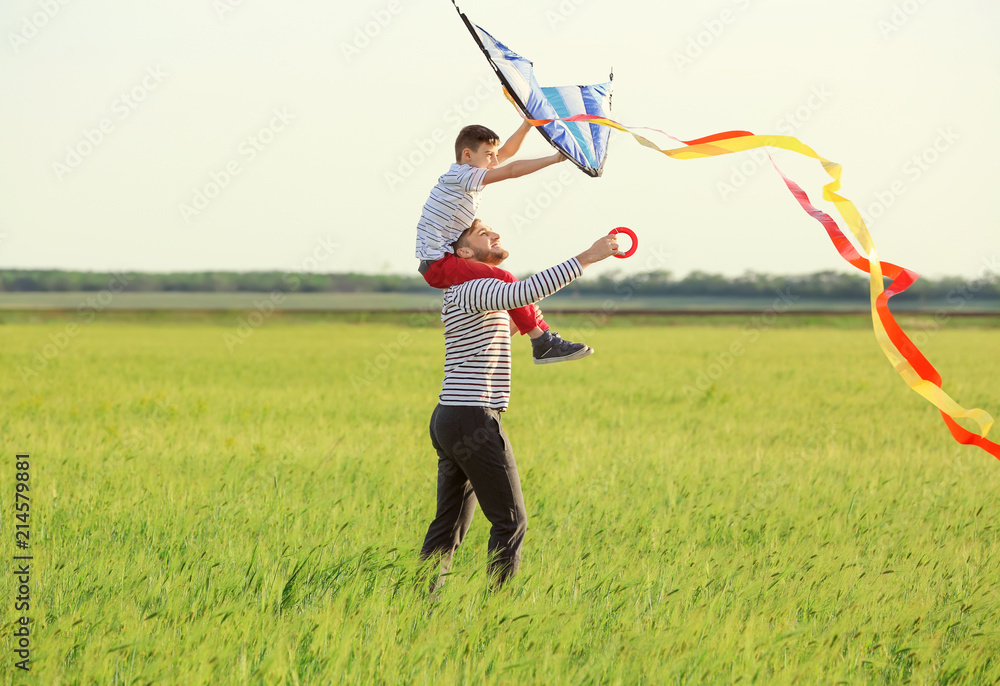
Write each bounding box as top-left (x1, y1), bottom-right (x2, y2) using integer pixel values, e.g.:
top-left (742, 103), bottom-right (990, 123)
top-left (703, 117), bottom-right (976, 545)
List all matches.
top-left (576, 233), bottom-right (620, 267)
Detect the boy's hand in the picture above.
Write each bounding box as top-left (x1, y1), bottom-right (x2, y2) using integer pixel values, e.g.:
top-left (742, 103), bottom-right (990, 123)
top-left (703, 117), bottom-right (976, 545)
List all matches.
top-left (576, 234), bottom-right (620, 267)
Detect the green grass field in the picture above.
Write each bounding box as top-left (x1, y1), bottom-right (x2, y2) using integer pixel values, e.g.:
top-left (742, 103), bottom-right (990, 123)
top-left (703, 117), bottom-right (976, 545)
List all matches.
top-left (2, 317), bottom-right (1000, 684)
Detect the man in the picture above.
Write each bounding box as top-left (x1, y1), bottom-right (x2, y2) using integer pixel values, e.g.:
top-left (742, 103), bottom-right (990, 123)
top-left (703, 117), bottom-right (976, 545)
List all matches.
top-left (414, 123), bottom-right (591, 364)
top-left (419, 219), bottom-right (620, 590)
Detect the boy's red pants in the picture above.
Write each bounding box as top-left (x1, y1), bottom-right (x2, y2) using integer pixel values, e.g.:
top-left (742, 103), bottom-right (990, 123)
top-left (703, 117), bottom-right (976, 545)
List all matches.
top-left (422, 253), bottom-right (549, 336)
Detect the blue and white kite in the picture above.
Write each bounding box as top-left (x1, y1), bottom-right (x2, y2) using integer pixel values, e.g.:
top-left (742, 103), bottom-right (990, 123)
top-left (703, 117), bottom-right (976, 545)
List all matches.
top-left (453, 2), bottom-right (613, 177)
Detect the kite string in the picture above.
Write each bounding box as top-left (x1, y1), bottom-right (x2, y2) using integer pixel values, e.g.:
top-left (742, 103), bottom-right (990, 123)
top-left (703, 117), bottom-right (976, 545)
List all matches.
top-left (521, 111), bottom-right (1000, 460)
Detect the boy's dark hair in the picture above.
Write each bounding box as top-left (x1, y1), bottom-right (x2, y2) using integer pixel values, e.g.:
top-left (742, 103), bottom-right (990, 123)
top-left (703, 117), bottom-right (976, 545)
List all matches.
top-left (455, 125), bottom-right (500, 162)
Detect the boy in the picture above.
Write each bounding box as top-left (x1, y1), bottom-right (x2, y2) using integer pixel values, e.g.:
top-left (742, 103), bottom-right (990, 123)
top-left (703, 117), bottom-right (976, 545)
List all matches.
top-left (415, 122), bottom-right (593, 363)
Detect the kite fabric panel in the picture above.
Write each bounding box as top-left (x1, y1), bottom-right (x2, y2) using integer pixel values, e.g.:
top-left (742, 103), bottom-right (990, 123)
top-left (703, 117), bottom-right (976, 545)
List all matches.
top-left (454, 7), bottom-right (612, 177)
top-left (450, 4), bottom-right (1000, 461)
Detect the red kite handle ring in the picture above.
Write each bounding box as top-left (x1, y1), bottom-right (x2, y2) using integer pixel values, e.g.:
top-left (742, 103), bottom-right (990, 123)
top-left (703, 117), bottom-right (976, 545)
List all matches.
top-left (609, 227), bottom-right (637, 259)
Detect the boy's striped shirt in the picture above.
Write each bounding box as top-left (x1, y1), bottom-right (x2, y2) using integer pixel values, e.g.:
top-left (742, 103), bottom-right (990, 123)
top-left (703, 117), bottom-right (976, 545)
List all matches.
top-left (415, 164), bottom-right (488, 261)
top-left (439, 258), bottom-right (583, 410)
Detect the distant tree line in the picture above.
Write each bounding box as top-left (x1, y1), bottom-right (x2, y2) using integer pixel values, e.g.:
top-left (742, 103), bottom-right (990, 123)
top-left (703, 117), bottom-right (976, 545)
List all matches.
top-left (1, 268), bottom-right (998, 301)
top-left (0, 270), bottom-right (430, 294)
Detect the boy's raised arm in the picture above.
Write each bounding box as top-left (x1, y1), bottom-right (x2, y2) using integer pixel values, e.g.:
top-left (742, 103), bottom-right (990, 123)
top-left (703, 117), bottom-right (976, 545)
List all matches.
top-left (497, 120), bottom-right (533, 164)
top-left (483, 151), bottom-right (566, 186)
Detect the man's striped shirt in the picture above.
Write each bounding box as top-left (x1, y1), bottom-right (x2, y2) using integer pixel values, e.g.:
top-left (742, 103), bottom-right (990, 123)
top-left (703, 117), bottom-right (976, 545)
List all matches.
top-left (439, 258), bottom-right (583, 410)
top-left (415, 164), bottom-right (488, 261)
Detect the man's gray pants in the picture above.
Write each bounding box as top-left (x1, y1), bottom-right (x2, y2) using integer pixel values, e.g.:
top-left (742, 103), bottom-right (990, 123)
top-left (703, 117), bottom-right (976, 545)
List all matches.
top-left (419, 403), bottom-right (527, 587)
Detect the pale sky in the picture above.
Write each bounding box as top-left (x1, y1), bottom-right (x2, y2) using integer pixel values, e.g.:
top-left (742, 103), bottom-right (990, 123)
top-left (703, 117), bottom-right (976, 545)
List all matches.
top-left (2, 0), bottom-right (998, 280)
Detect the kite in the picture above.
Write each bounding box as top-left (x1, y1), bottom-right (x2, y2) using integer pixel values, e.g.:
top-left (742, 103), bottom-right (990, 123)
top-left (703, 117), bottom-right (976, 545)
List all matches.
top-left (454, 5), bottom-right (612, 177)
top-left (451, 1), bottom-right (1000, 461)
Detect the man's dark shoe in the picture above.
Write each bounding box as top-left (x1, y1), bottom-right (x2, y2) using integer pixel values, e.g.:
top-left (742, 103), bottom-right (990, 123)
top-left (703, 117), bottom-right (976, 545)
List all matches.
top-left (531, 331), bottom-right (594, 365)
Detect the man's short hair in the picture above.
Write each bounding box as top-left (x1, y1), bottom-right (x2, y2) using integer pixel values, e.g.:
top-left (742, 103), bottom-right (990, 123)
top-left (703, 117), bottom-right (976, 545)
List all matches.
top-left (453, 219), bottom-right (482, 251)
top-left (455, 125), bottom-right (500, 162)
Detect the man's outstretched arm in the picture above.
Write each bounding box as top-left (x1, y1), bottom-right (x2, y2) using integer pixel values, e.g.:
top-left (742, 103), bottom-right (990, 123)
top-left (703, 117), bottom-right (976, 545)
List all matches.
top-left (449, 234), bottom-right (620, 313)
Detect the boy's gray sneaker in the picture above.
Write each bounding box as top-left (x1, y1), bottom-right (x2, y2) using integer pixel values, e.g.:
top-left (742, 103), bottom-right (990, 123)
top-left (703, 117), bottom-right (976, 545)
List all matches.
top-left (531, 331), bottom-right (594, 365)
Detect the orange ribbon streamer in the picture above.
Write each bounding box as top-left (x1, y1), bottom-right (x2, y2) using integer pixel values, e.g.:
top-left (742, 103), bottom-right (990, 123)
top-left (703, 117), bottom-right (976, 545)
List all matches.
top-left (523, 111), bottom-right (999, 460)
